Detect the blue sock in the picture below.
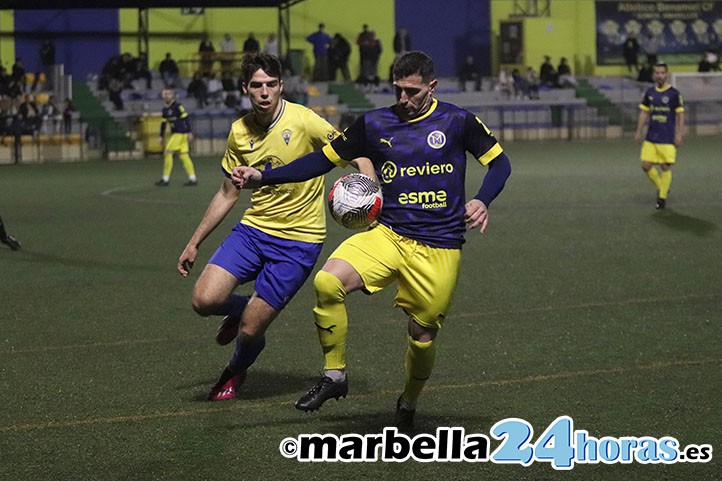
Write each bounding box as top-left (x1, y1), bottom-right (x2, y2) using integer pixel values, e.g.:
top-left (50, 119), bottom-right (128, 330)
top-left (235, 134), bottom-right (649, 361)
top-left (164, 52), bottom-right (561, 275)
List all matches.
top-left (229, 336), bottom-right (266, 373)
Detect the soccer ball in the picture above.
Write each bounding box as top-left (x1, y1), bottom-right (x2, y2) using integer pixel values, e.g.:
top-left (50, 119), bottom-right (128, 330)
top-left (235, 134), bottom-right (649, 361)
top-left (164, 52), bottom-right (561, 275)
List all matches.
top-left (328, 173), bottom-right (383, 229)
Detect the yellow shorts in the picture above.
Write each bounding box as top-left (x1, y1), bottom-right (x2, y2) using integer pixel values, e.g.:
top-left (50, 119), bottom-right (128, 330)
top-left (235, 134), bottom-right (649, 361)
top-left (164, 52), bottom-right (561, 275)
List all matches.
top-left (329, 223), bottom-right (461, 329)
top-left (641, 141), bottom-right (676, 164)
top-left (165, 133), bottom-right (190, 154)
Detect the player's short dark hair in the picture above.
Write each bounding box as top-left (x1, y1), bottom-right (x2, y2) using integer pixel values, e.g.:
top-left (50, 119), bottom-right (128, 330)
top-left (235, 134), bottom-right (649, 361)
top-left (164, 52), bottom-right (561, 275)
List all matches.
top-left (241, 52), bottom-right (282, 84)
top-left (654, 62), bottom-right (668, 70)
top-left (392, 51), bottom-right (435, 83)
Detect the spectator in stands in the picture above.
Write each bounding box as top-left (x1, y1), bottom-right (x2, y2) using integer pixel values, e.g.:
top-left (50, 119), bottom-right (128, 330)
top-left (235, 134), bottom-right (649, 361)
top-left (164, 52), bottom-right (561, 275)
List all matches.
top-left (329, 33), bottom-right (351, 82)
top-left (643, 32), bottom-right (660, 66)
top-left (637, 61), bottom-right (653, 83)
top-left (119, 53), bottom-right (136, 88)
top-left (16, 94), bottom-right (41, 136)
top-left (525, 67), bottom-right (540, 99)
top-left (496, 67), bottom-right (514, 98)
top-left (62, 98), bottom-right (75, 135)
top-left (539, 55), bottom-right (558, 88)
top-left (263, 33), bottom-right (279, 57)
top-left (307, 23), bottom-right (332, 81)
top-left (357, 27), bottom-right (381, 87)
top-left (557, 57), bottom-right (578, 87)
top-left (622, 33), bottom-right (640, 74)
top-left (0, 97), bottom-right (16, 140)
top-left (40, 94), bottom-right (62, 135)
top-left (108, 77), bottom-right (124, 111)
top-left (206, 72), bottom-right (224, 106)
top-left (199, 34), bottom-right (215, 75)
top-left (0, 66), bottom-right (11, 96)
top-left (511, 68), bottom-right (529, 99)
top-left (38, 39), bottom-right (56, 91)
top-left (220, 33), bottom-right (237, 71)
top-left (458, 55), bottom-right (481, 92)
top-left (698, 50), bottom-right (720, 72)
top-left (243, 33), bottom-right (260, 54)
top-left (187, 71), bottom-right (208, 109)
top-left (393, 27), bottom-right (412, 56)
top-left (159, 52), bottom-right (181, 89)
top-left (11, 58), bottom-right (28, 93)
top-left (132, 52), bottom-right (152, 89)
top-left (99, 54), bottom-right (123, 91)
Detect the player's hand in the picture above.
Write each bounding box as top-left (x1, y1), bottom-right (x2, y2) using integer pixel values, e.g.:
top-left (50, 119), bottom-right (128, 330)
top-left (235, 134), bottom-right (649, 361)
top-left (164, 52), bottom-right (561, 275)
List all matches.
top-left (634, 131), bottom-right (643, 143)
top-left (188, 132), bottom-right (194, 143)
top-left (178, 245), bottom-right (198, 277)
top-left (465, 199), bottom-right (489, 234)
top-left (674, 134), bottom-right (683, 147)
top-left (231, 166), bottom-right (262, 189)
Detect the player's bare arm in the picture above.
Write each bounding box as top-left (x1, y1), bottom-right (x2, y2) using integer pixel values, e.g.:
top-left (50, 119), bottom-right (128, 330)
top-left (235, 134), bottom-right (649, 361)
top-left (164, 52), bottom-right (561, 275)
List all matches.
top-left (635, 110), bottom-right (649, 143)
top-left (675, 111), bottom-right (685, 147)
top-left (349, 157), bottom-right (377, 183)
top-left (178, 177), bottom-right (241, 277)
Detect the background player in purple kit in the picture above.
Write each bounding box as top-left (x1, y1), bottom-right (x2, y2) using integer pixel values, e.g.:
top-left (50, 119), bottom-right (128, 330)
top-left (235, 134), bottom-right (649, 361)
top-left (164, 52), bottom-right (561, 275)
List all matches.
top-left (635, 63), bottom-right (685, 209)
top-left (233, 51), bottom-right (511, 432)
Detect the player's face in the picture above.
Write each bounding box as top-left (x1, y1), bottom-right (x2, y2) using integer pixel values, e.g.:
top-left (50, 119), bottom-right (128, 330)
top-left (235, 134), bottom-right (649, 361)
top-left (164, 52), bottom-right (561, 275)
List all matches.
top-left (393, 74), bottom-right (437, 121)
top-left (243, 69), bottom-right (283, 116)
top-left (161, 89), bottom-right (174, 103)
top-left (653, 66), bottom-right (668, 87)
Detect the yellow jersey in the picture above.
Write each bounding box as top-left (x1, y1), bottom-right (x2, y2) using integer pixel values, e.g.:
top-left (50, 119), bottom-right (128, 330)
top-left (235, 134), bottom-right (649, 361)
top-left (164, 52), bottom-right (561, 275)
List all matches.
top-left (221, 100), bottom-right (338, 243)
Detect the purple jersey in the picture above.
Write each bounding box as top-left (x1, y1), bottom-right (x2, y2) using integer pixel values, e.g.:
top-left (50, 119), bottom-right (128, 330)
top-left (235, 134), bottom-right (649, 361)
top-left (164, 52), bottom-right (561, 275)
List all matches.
top-left (322, 99), bottom-right (503, 249)
top-left (639, 85), bottom-right (684, 144)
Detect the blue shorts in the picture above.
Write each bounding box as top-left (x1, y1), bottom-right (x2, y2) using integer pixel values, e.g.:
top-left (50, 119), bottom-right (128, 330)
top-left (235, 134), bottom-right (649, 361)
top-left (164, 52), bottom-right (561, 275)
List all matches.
top-left (208, 223), bottom-right (324, 310)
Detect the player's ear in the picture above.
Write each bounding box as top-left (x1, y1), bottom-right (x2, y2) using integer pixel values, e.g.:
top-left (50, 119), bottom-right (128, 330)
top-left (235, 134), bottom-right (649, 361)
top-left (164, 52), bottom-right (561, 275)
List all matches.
top-left (428, 79), bottom-right (438, 93)
top-left (279, 79), bottom-right (284, 95)
top-left (241, 82), bottom-right (248, 95)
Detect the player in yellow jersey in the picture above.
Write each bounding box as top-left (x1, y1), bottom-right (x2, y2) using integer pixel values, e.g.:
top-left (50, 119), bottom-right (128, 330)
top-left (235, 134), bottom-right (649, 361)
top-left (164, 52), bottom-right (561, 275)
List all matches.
top-left (177, 53), bottom-right (368, 401)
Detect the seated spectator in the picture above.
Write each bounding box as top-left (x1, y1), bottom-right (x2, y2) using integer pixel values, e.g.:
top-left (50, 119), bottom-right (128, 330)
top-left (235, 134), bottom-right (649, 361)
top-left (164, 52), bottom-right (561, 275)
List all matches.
top-left (524, 67), bottom-right (540, 99)
top-left (495, 67), bottom-right (514, 98)
top-left (206, 72), bottom-right (224, 106)
top-left (40, 94), bottom-right (62, 134)
top-left (16, 94), bottom-right (42, 136)
top-left (458, 55), bottom-right (481, 92)
top-left (159, 52), bottom-right (181, 88)
top-left (557, 57), bottom-right (578, 87)
top-left (187, 71), bottom-right (208, 109)
top-left (511, 68), bottom-right (529, 99)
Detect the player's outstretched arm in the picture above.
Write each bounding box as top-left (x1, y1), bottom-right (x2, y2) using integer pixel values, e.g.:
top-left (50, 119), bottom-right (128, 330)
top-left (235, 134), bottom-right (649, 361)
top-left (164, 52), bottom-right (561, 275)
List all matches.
top-left (177, 177), bottom-right (240, 277)
top-left (233, 150), bottom-right (337, 191)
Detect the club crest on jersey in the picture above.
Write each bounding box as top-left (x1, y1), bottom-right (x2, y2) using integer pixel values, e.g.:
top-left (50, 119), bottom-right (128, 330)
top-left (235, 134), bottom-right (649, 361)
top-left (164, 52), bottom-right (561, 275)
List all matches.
top-left (427, 130), bottom-right (446, 149)
top-left (662, 96), bottom-right (669, 104)
top-left (282, 129), bottom-right (292, 145)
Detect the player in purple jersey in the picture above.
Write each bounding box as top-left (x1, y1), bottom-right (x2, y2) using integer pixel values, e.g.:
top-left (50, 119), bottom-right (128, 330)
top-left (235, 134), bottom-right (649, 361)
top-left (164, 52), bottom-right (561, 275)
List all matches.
top-left (634, 63), bottom-right (685, 209)
top-left (232, 51), bottom-right (511, 432)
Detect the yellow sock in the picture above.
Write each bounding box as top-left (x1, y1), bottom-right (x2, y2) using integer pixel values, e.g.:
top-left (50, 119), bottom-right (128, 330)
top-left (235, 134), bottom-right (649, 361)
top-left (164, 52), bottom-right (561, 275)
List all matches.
top-left (645, 168), bottom-right (661, 191)
top-left (402, 336), bottom-right (436, 406)
top-left (313, 271), bottom-right (348, 371)
top-left (163, 153), bottom-right (174, 178)
top-left (179, 152), bottom-right (196, 178)
top-left (659, 170), bottom-right (672, 199)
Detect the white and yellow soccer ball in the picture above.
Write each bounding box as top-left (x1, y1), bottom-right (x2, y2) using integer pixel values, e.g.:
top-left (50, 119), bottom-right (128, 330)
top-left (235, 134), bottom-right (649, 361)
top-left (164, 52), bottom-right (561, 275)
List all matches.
top-left (327, 173), bottom-right (383, 229)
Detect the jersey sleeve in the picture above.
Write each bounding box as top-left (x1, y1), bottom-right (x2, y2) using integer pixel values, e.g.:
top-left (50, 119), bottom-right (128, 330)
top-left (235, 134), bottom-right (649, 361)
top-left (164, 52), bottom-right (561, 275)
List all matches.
top-left (303, 108), bottom-right (340, 150)
top-left (463, 112), bottom-right (503, 166)
top-left (639, 89), bottom-right (651, 111)
top-left (321, 115), bottom-right (367, 168)
top-left (220, 128), bottom-right (242, 175)
top-left (675, 91), bottom-right (685, 113)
